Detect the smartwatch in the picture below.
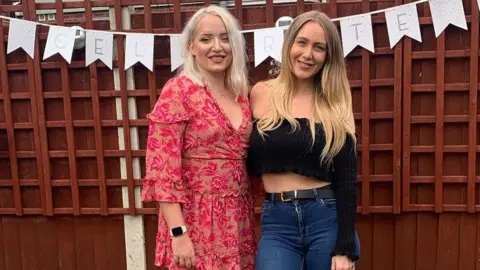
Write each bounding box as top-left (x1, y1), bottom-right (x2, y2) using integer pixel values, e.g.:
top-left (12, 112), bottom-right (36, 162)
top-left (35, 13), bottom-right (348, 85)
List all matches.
top-left (169, 225), bottom-right (188, 237)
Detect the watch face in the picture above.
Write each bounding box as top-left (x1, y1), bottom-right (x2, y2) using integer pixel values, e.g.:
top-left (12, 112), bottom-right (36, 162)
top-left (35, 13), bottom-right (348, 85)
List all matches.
top-left (171, 226), bottom-right (184, 236)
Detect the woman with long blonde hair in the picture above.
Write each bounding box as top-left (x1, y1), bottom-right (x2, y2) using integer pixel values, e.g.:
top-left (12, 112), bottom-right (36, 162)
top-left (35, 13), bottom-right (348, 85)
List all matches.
top-left (142, 5), bottom-right (256, 270)
top-left (247, 11), bottom-right (360, 270)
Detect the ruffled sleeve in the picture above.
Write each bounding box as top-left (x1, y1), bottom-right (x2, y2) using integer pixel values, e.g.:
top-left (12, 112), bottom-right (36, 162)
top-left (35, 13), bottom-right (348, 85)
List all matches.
top-left (141, 77), bottom-right (191, 204)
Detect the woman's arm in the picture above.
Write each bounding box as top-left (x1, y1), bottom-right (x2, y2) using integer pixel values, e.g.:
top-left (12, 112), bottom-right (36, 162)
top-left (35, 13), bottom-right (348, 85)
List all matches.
top-left (141, 77), bottom-right (196, 268)
top-left (331, 133), bottom-right (359, 262)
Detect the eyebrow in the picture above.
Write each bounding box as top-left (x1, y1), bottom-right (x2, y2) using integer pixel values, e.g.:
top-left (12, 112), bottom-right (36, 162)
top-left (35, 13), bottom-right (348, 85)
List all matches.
top-left (198, 32), bottom-right (229, 37)
top-left (296, 36), bottom-right (326, 46)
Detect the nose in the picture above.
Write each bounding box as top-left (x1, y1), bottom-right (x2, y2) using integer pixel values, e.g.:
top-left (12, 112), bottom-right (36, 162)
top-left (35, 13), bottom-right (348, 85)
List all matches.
top-left (212, 38), bottom-right (222, 51)
top-left (302, 46), bottom-right (313, 60)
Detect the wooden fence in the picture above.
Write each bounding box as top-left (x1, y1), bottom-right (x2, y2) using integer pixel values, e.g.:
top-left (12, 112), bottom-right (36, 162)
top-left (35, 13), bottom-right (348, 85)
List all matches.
top-left (0, 0), bottom-right (479, 269)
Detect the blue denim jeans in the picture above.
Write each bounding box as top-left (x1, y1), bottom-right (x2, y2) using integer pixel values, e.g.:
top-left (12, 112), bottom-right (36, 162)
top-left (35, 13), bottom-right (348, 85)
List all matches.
top-left (255, 198), bottom-right (360, 270)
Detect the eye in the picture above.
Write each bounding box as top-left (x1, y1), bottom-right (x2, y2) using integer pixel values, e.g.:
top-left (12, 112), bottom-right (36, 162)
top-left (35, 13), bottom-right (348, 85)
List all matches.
top-left (315, 46), bottom-right (326, 51)
top-left (199, 37), bottom-right (210, 42)
top-left (296, 40), bottom-right (307, 47)
top-left (221, 36), bottom-right (229, 42)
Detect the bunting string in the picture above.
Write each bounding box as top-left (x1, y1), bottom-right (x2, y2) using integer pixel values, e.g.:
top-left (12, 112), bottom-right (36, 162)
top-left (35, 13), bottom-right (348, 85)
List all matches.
top-left (0, 0), bottom-right (470, 71)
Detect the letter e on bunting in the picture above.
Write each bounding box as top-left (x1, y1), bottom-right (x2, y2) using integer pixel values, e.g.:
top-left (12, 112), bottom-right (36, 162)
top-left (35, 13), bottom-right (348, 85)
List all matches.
top-left (86, 30), bottom-right (114, 70)
top-left (385, 3), bottom-right (422, 48)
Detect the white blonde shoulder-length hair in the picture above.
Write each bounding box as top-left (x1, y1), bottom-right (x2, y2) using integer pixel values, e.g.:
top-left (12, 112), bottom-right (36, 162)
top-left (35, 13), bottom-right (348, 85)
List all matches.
top-left (177, 5), bottom-right (249, 97)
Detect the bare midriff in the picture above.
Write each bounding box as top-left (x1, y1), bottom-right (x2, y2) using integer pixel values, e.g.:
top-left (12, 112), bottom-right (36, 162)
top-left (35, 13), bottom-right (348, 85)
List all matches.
top-left (261, 172), bottom-right (331, 193)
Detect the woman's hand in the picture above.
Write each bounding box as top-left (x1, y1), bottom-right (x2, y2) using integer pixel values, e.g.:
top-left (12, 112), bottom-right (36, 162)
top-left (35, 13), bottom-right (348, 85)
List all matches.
top-left (172, 234), bottom-right (196, 269)
top-left (331, 255), bottom-right (354, 270)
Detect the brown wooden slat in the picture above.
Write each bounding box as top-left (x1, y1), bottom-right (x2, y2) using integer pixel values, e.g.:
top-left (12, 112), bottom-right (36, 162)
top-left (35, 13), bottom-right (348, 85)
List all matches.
top-left (18, 218), bottom-right (40, 269)
top-left (329, 0), bottom-right (338, 19)
top-left (467, 0), bottom-right (479, 213)
top-left (458, 215), bottom-right (477, 270)
top-left (411, 83), bottom-right (470, 92)
top-left (25, 0), bottom-right (51, 215)
top-left (296, 0), bottom-right (304, 15)
top-left (234, 0), bottom-right (243, 25)
top-left (435, 32), bottom-right (446, 213)
top-left (143, 0), bottom-right (157, 111)
top-left (46, 149), bottom-right (146, 158)
top-left (173, 0), bottom-right (181, 33)
top-left (1, 218), bottom-right (22, 269)
top-left (0, 5), bottom-right (22, 215)
top-left (412, 50), bottom-right (472, 59)
top-left (85, 0), bottom-right (108, 216)
top-left (54, 0), bottom-right (81, 216)
top-left (0, 5), bottom-right (24, 12)
top-left (266, 0), bottom-right (274, 26)
top-left (476, 216), bottom-right (480, 270)
top-left (114, 0), bottom-right (136, 215)
top-left (360, 0), bottom-right (371, 215)
top-left (50, 179), bottom-right (144, 187)
top-left (402, 10), bottom-right (412, 211)
top-left (36, 217), bottom-right (58, 269)
top-left (393, 6), bottom-right (402, 213)
top-left (43, 119), bottom-right (149, 127)
top-left (33, 0), bottom-right (204, 9)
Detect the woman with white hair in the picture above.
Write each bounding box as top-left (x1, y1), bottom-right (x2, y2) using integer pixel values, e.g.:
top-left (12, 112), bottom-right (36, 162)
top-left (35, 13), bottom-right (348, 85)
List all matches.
top-left (141, 5), bottom-right (255, 270)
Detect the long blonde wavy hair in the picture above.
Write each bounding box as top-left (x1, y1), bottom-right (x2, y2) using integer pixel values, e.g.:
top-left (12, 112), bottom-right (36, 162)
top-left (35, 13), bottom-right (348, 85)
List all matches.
top-left (256, 11), bottom-right (356, 164)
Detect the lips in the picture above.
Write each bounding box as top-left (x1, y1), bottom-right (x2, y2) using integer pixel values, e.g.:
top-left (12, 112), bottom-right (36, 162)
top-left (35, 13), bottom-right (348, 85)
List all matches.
top-left (209, 55), bottom-right (226, 63)
top-left (297, 60), bottom-right (314, 68)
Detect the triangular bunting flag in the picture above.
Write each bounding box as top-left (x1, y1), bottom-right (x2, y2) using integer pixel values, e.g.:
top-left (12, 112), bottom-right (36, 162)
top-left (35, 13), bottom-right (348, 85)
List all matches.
top-left (170, 34), bottom-right (184, 72)
top-left (43, 25), bottom-right (76, 63)
top-left (254, 27), bottom-right (283, 67)
top-left (340, 14), bottom-right (375, 57)
top-left (125, 33), bottom-right (154, 71)
top-left (86, 30), bottom-right (114, 69)
top-left (429, 0), bottom-right (467, 37)
top-left (385, 3), bottom-right (422, 48)
top-left (7, 19), bottom-right (37, 58)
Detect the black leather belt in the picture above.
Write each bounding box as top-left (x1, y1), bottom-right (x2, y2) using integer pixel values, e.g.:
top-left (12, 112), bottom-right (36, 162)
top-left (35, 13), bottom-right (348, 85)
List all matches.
top-left (264, 186), bottom-right (335, 202)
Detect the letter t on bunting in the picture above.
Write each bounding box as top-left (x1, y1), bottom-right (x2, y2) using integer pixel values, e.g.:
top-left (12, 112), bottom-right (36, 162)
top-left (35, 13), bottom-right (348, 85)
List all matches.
top-left (385, 3), bottom-right (422, 48)
top-left (43, 25), bottom-right (77, 63)
top-left (340, 14), bottom-right (374, 57)
top-left (86, 30), bottom-right (113, 70)
top-left (125, 33), bottom-right (154, 71)
top-left (254, 27), bottom-right (284, 67)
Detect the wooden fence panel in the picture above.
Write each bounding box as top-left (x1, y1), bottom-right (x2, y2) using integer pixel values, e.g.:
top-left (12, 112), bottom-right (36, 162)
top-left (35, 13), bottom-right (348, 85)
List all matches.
top-left (0, 0), bottom-right (479, 269)
top-left (0, 0), bottom-right (402, 218)
top-left (402, 0), bottom-right (480, 213)
top-left (1, 213), bottom-right (479, 270)
top-left (0, 0), bottom-right (47, 216)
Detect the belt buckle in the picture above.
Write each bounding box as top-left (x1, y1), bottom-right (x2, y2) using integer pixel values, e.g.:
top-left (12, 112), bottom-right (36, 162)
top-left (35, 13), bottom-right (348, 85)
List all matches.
top-left (280, 190), bottom-right (297, 202)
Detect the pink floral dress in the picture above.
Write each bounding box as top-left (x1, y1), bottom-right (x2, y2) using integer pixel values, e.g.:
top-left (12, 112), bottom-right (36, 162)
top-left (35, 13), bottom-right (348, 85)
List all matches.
top-left (141, 75), bottom-right (256, 270)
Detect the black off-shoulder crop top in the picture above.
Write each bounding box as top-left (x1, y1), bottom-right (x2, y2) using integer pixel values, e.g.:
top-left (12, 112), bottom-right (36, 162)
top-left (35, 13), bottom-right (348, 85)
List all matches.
top-left (246, 118), bottom-right (359, 261)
